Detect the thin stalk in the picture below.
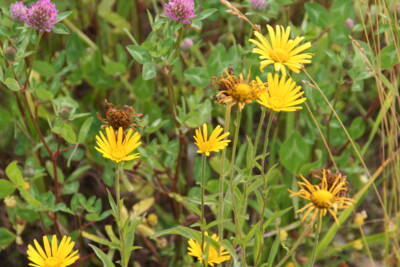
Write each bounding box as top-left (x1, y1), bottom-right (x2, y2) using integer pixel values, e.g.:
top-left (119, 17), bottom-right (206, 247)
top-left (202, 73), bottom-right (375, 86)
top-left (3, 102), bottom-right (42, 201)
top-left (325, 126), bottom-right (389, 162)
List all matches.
top-left (200, 155), bottom-right (207, 267)
top-left (261, 113), bottom-right (274, 170)
top-left (276, 225), bottom-right (312, 267)
top-left (255, 111), bottom-right (274, 266)
top-left (228, 108), bottom-right (244, 264)
top-left (307, 231), bottom-right (320, 267)
top-left (217, 104), bottom-right (232, 238)
top-left (254, 107), bottom-right (266, 154)
top-left (116, 163), bottom-right (127, 267)
top-left (359, 226), bottom-right (376, 267)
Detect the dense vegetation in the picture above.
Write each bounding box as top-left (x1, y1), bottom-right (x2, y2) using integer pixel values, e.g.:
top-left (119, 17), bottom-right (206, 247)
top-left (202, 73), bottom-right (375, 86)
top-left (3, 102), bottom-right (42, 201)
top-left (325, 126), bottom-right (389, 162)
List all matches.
top-left (0, 0), bottom-right (399, 266)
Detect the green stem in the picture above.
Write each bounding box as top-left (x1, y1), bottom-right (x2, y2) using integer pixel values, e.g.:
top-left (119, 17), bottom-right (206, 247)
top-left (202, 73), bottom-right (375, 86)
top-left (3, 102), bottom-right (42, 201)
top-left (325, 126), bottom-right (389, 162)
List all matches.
top-left (217, 104), bottom-right (232, 238)
top-left (228, 108), bottom-right (243, 263)
top-left (254, 108), bottom-right (266, 154)
top-left (255, 111), bottom-right (274, 265)
top-left (116, 163), bottom-right (127, 267)
top-left (261, 112), bottom-right (274, 170)
top-left (276, 225), bottom-right (312, 267)
top-left (307, 231), bottom-right (320, 267)
top-left (200, 155), bottom-right (207, 267)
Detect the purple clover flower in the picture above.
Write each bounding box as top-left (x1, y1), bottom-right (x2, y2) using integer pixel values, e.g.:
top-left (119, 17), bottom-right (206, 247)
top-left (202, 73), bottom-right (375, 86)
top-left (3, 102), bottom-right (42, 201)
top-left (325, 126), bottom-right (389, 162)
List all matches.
top-left (10, 1), bottom-right (27, 22)
top-left (164, 0), bottom-right (196, 24)
top-left (25, 0), bottom-right (58, 32)
top-left (251, 0), bottom-right (267, 10)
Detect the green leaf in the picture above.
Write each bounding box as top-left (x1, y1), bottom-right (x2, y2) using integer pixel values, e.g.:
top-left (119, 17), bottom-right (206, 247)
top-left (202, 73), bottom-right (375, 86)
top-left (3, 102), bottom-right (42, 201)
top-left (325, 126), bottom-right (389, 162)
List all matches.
top-left (0, 228), bottom-right (16, 248)
top-left (57, 11), bottom-right (73, 22)
top-left (52, 23), bottom-right (70, 35)
top-left (380, 45), bottom-right (398, 69)
top-left (5, 161), bottom-right (25, 187)
top-left (126, 45), bottom-right (150, 64)
top-left (195, 8), bottom-right (217, 21)
top-left (349, 117), bottom-right (366, 140)
top-left (142, 62), bottom-right (156, 80)
top-left (52, 123), bottom-right (77, 144)
top-left (78, 117), bottom-right (93, 144)
top-left (33, 61), bottom-right (56, 78)
top-left (4, 78), bottom-right (20, 91)
top-left (184, 67), bottom-right (210, 88)
top-left (0, 180), bottom-right (16, 199)
top-left (279, 132), bottom-right (311, 174)
top-left (89, 244), bottom-right (116, 267)
top-left (305, 3), bottom-right (329, 27)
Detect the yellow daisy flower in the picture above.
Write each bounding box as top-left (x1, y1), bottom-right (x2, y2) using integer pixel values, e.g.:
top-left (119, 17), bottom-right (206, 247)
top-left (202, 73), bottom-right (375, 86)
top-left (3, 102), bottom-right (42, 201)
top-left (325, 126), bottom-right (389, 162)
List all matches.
top-left (215, 69), bottom-right (264, 110)
top-left (257, 73), bottom-right (306, 112)
top-left (249, 25), bottom-right (312, 75)
top-left (187, 233), bottom-right (231, 266)
top-left (27, 235), bottom-right (79, 267)
top-left (289, 169), bottom-right (354, 228)
top-left (95, 126), bottom-right (141, 163)
top-left (194, 124), bottom-right (230, 156)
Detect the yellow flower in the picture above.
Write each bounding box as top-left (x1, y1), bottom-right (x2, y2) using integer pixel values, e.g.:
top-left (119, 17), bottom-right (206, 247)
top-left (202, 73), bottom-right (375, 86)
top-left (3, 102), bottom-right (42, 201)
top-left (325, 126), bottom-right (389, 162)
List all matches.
top-left (257, 73), bottom-right (306, 112)
top-left (289, 169), bottom-right (354, 228)
top-left (95, 126), bottom-right (141, 163)
top-left (215, 69), bottom-right (264, 110)
top-left (194, 124), bottom-right (230, 156)
top-left (27, 235), bottom-right (79, 267)
top-left (187, 233), bottom-right (231, 266)
top-left (249, 25), bottom-right (312, 75)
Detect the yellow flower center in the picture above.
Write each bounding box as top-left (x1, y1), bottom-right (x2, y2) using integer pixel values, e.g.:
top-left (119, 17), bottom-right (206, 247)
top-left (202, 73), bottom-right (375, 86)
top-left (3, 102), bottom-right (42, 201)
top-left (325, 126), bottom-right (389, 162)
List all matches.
top-left (310, 189), bottom-right (333, 208)
top-left (270, 48), bottom-right (289, 62)
top-left (268, 96), bottom-right (285, 108)
top-left (44, 257), bottom-right (63, 267)
top-left (233, 83), bottom-right (252, 101)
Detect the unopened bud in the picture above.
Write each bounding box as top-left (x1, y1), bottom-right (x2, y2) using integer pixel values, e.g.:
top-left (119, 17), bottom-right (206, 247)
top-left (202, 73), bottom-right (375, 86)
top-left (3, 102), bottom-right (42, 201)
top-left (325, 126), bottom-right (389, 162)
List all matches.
top-left (23, 181), bottom-right (30, 190)
top-left (181, 38), bottom-right (193, 50)
top-left (251, 0), bottom-right (267, 10)
top-left (353, 239), bottom-right (363, 250)
top-left (147, 213), bottom-right (158, 226)
top-left (4, 46), bottom-right (17, 61)
top-left (4, 196), bottom-right (17, 208)
top-left (354, 211), bottom-right (367, 226)
top-left (345, 18), bottom-right (354, 29)
top-left (279, 229), bottom-right (288, 242)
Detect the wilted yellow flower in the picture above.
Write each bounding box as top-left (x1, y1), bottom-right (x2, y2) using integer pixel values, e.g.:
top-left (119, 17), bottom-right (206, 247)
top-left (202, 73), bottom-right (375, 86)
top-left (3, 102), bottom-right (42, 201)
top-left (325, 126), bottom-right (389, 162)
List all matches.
top-left (257, 73), bottom-right (306, 112)
top-left (187, 233), bottom-right (231, 266)
top-left (27, 235), bottom-right (79, 267)
top-left (215, 69), bottom-right (264, 110)
top-left (194, 124), bottom-right (230, 156)
top-left (95, 126), bottom-right (141, 163)
top-left (289, 169), bottom-right (354, 228)
top-left (249, 25), bottom-right (312, 75)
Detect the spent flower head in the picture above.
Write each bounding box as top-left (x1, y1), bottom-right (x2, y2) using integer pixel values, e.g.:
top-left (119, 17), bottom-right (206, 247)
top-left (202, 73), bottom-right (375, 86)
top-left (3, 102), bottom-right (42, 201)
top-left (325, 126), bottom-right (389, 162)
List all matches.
top-left (164, 0), bottom-right (196, 24)
top-left (194, 124), bottom-right (230, 156)
top-left (95, 126), bottom-right (142, 163)
top-left (25, 0), bottom-right (58, 32)
top-left (215, 68), bottom-right (264, 110)
top-left (257, 73), bottom-right (306, 112)
top-left (289, 169), bottom-right (354, 230)
top-left (187, 233), bottom-right (231, 266)
top-left (27, 235), bottom-right (79, 267)
top-left (97, 100), bottom-right (143, 131)
top-left (250, 25), bottom-right (313, 75)
top-left (10, 1), bottom-right (27, 22)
